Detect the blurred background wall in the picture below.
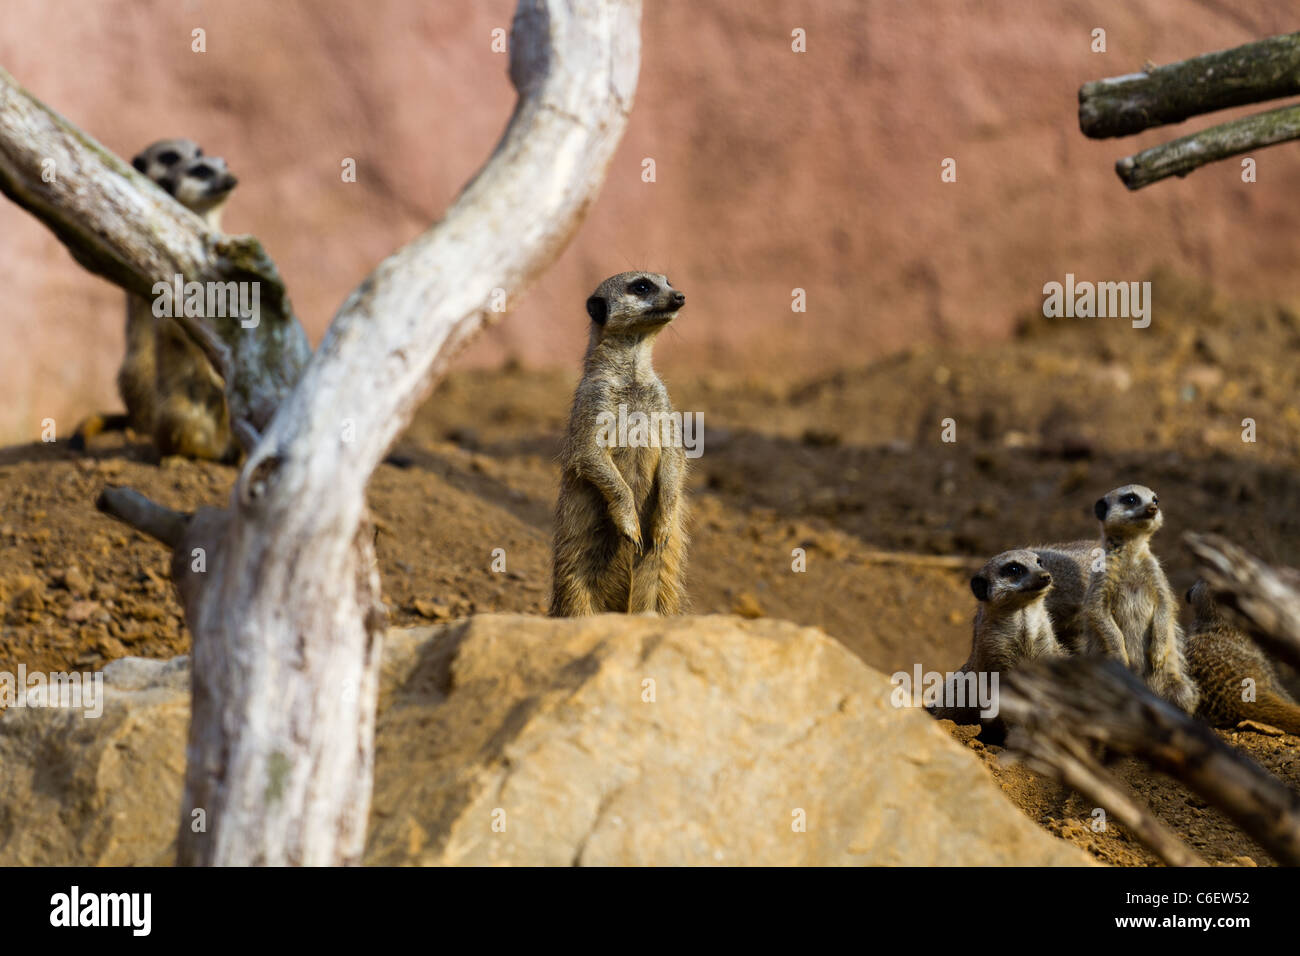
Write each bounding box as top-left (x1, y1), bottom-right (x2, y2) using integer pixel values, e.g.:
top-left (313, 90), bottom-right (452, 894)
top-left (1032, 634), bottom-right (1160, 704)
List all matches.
top-left (1, 0), bottom-right (1297, 443)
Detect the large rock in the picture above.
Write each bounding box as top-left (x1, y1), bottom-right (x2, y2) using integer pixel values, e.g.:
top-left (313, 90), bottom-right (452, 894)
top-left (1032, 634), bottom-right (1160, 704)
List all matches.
top-left (0, 614), bottom-right (1091, 865)
top-left (0, 656), bottom-right (189, 865)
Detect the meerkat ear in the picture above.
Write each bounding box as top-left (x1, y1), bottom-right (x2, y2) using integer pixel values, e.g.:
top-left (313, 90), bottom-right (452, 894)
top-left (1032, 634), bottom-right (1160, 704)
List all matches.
top-left (586, 295), bottom-right (608, 325)
top-left (1094, 498), bottom-right (1108, 520)
top-left (132, 155), bottom-right (148, 173)
top-left (970, 575), bottom-right (990, 602)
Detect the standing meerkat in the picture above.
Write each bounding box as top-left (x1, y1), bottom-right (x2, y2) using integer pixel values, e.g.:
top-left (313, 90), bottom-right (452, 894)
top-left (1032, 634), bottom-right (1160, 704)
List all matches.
top-left (149, 151), bottom-right (239, 461)
top-left (929, 549), bottom-right (1063, 737)
top-left (549, 272), bottom-right (689, 617)
top-left (71, 139), bottom-right (239, 461)
top-left (1185, 581), bottom-right (1300, 735)
top-left (1082, 484), bottom-right (1199, 712)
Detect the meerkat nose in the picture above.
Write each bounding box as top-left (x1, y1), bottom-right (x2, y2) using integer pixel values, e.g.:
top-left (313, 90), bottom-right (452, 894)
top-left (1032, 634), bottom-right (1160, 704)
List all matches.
top-left (223, 173), bottom-right (239, 189)
top-left (671, 291), bottom-right (685, 307)
top-left (1145, 503), bottom-right (1158, 515)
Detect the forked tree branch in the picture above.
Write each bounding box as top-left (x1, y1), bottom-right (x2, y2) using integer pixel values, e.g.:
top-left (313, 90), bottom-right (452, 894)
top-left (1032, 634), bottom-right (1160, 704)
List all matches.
top-left (0, 0), bottom-right (642, 865)
top-left (1079, 31), bottom-right (1300, 190)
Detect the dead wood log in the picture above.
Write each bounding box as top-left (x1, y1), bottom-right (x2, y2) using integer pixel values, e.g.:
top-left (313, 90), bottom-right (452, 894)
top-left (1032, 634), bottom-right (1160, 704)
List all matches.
top-left (1115, 104), bottom-right (1300, 190)
top-left (1004, 725), bottom-right (1205, 867)
top-left (1001, 656), bottom-right (1300, 866)
top-left (1186, 531), bottom-right (1300, 674)
top-left (0, 0), bottom-right (642, 864)
top-left (1079, 31), bottom-right (1300, 138)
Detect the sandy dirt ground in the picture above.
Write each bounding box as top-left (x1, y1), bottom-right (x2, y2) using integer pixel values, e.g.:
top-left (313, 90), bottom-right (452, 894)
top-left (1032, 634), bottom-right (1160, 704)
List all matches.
top-left (2, 272), bottom-right (1299, 865)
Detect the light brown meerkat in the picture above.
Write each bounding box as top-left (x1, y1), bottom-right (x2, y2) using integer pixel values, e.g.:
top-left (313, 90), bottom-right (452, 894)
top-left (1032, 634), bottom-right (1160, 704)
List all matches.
top-left (1082, 484), bottom-right (1199, 713)
top-left (929, 549), bottom-right (1063, 738)
top-left (549, 272), bottom-right (689, 617)
top-left (149, 151), bottom-right (239, 461)
top-left (1185, 580), bottom-right (1300, 735)
top-left (71, 139), bottom-right (239, 462)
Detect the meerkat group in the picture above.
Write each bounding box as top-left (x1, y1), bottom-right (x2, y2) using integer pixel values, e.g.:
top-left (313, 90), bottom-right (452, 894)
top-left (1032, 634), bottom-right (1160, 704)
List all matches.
top-left (71, 138), bottom-right (239, 462)
top-left (76, 152), bottom-right (1289, 742)
top-left (936, 481), bottom-right (1300, 738)
top-left (935, 483), bottom-right (1207, 729)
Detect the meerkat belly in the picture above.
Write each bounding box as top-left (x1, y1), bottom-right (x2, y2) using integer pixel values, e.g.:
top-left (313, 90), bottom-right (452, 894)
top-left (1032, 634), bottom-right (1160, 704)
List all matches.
top-left (1115, 584), bottom-right (1156, 672)
top-left (610, 442), bottom-right (661, 508)
top-left (118, 295), bottom-right (160, 430)
top-left (607, 387), bottom-right (670, 506)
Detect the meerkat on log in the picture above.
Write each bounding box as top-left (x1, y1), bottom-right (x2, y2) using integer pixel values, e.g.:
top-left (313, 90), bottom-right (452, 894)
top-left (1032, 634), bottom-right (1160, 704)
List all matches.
top-left (1082, 484), bottom-right (1199, 712)
top-left (71, 139), bottom-right (239, 461)
top-left (549, 272), bottom-right (689, 617)
top-left (1186, 580), bottom-right (1300, 735)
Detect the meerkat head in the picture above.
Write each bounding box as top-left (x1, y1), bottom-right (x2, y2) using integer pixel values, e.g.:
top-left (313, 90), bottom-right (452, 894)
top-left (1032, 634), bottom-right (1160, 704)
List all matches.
top-left (1093, 484), bottom-right (1162, 539)
top-left (1185, 579), bottom-right (1227, 627)
top-left (131, 138), bottom-right (203, 184)
top-left (970, 549), bottom-right (1052, 610)
top-left (156, 155), bottom-right (238, 217)
top-left (585, 272), bottom-right (685, 337)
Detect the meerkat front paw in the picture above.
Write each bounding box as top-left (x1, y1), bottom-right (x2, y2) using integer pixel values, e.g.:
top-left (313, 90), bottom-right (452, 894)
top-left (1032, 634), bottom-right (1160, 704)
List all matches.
top-left (649, 514), bottom-right (674, 554)
top-left (612, 505), bottom-right (643, 551)
top-left (1152, 668), bottom-right (1199, 714)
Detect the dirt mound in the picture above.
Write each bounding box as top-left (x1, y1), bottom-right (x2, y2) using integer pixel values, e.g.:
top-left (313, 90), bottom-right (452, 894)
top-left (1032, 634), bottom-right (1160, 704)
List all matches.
top-left (2, 272), bottom-right (1298, 864)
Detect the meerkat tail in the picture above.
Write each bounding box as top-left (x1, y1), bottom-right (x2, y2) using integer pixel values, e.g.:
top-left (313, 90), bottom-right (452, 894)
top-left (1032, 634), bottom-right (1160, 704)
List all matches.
top-left (69, 412), bottom-right (132, 450)
top-left (1246, 693), bottom-right (1300, 735)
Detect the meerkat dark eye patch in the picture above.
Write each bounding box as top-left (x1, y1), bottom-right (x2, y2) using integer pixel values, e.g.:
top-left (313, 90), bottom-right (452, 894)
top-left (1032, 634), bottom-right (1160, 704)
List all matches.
top-left (1120, 493), bottom-right (1139, 507)
top-left (157, 150), bottom-right (181, 166)
top-left (1094, 498), bottom-right (1108, 520)
top-left (586, 295), bottom-right (608, 324)
top-left (190, 164), bottom-right (215, 180)
top-left (627, 279), bottom-right (654, 297)
top-left (970, 575), bottom-right (990, 601)
top-left (1000, 563), bottom-right (1024, 579)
